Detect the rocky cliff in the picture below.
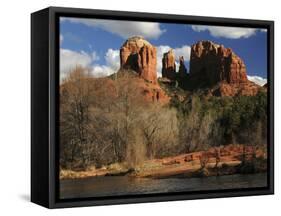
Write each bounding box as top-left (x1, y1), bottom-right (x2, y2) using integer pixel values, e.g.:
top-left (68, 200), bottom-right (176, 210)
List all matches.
top-left (189, 40), bottom-right (262, 96)
top-left (162, 49), bottom-right (176, 80)
top-left (120, 36), bottom-right (157, 83)
top-left (119, 38), bottom-right (262, 97)
top-left (178, 56), bottom-right (187, 78)
top-left (115, 69), bottom-right (170, 104)
top-left (190, 40), bottom-right (247, 85)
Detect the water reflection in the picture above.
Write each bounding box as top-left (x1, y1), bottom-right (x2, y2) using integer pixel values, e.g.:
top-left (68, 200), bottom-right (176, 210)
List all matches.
top-left (60, 173), bottom-right (267, 199)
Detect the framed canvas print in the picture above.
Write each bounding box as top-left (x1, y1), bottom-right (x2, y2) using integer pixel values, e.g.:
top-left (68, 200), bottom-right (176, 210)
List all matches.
top-left (31, 6), bottom-right (274, 208)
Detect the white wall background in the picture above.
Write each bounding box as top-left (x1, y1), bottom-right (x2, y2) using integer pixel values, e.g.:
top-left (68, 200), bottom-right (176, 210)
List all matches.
top-left (0, 0), bottom-right (279, 214)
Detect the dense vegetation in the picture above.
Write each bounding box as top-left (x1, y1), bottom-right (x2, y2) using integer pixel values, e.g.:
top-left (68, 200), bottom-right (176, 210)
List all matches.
top-left (171, 89), bottom-right (267, 150)
top-left (60, 67), bottom-right (267, 171)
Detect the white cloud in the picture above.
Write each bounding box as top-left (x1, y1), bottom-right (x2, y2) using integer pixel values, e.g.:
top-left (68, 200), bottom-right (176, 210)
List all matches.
top-left (91, 49), bottom-right (120, 78)
top-left (62, 17), bottom-right (165, 39)
top-left (175, 61), bottom-right (180, 73)
top-left (260, 29), bottom-right (267, 33)
top-left (247, 75), bottom-right (267, 86)
top-left (105, 49), bottom-right (120, 70)
top-left (60, 48), bottom-right (120, 80)
top-left (60, 49), bottom-right (92, 79)
top-left (91, 65), bottom-right (116, 78)
top-left (91, 51), bottom-right (100, 61)
top-left (156, 45), bottom-right (191, 77)
top-left (60, 34), bottom-right (64, 43)
top-left (174, 46), bottom-right (191, 61)
top-left (191, 25), bottom-right (257, 39)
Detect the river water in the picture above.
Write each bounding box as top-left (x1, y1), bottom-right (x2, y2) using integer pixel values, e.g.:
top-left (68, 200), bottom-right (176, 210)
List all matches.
top-left (60, 173), bottom-right (267, 199)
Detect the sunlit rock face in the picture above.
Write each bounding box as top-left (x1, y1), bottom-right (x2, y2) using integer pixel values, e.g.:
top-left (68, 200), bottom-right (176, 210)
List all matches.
top-left (120, 36), bottom-right (157, 83)
top-left (162, 49), bottom-right (176, 80)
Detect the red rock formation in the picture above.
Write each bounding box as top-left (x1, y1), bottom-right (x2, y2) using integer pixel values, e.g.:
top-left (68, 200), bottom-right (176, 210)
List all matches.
top-left (115, 68), bottom-right (170, 103)
top-left (178, 56), bottom-right (187, 77)
top-left (211, 81), bottom-right (264, 97)
top-left (190, 40), bottom-right (247, 86)
top-left (120, 36), bottom-right (157, 83)
top-left (188, 40), bottom-right (263, 96)
top-left (118, 72), bottom-right (170, 104)
top-left (162, 49), bottom-right (176, 80)
top-left (142, 85), bottom-right (170, 103)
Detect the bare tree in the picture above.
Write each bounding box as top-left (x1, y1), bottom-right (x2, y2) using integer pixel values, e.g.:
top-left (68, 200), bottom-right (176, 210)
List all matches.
top-left (179, 100), bottom-right (214, 153)
top-left (199, 152), bottom-right (210, 169)
top-left (60, 66), bottom-right (105, 169)
top-left (138, 105), bottom-right (179, 159)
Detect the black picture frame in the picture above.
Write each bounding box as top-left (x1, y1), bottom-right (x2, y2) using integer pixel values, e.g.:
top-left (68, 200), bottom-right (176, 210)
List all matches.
top-left (31, 6), bottom-right (274, 208)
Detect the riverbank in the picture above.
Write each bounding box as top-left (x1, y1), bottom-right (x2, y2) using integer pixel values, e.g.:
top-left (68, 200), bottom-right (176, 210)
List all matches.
top-left (60, 144), bottom-right (267, 180)
top-left (60, 173), bottom-right (268, 199)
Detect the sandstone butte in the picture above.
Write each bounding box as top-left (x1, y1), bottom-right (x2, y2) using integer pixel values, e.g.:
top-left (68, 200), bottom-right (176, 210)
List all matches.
top-left (190, 40), bottom-right (248, 84)
top-left (119, 37), bottom-right (264, 97)
top-left (162, 49), bottom-right (176, 80)
top-left (178, 56), bottom-right (188, 78)
top-left (162, 50), bottom-right (188, 80)
top-left (120, 36), bottom-right (157, 84)
top-left (189, 40), bottom-right (263, 96)
top-left (119, 36), bottom-right (169, 103)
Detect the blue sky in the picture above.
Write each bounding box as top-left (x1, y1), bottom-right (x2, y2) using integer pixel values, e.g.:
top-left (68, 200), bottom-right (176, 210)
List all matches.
top-left (60, 17), bottom-right (268, 85)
